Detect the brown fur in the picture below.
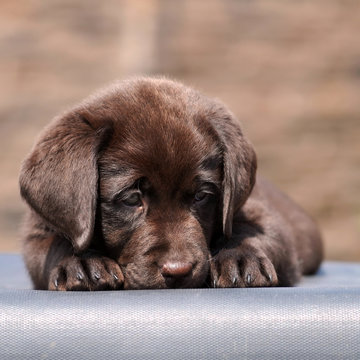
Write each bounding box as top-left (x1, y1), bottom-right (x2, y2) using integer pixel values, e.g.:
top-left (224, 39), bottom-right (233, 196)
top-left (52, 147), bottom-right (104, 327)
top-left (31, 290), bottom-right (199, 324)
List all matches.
top-left (19, 77), bottom-right (323, 290)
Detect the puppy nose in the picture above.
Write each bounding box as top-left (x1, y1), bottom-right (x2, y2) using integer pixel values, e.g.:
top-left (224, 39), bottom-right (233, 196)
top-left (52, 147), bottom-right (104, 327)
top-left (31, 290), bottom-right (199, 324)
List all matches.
top-left (161, 262), bottom-right (193, 278)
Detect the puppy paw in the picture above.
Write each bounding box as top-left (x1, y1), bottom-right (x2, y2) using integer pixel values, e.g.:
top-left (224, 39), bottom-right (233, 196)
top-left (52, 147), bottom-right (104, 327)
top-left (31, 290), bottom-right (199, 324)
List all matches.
top-left (210, 247), bottom-right (278, 288)
top-left (48, 255), bottom-right (124, 291)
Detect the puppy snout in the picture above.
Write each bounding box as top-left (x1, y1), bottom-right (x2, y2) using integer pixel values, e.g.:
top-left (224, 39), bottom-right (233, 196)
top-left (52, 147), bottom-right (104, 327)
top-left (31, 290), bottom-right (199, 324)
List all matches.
top-left (161, 261), bottom-right (193, 279)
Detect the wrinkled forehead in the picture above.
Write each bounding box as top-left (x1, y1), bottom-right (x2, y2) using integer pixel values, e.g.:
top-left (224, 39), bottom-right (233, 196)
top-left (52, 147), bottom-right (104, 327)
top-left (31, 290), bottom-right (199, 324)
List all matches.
top-left (98, 84), bottom-right (223, 192)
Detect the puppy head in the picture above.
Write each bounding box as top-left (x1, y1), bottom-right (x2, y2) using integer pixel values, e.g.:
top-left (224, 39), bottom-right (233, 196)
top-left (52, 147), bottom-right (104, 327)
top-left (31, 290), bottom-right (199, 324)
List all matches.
top-left (20, 77), bottom-right (256, 289)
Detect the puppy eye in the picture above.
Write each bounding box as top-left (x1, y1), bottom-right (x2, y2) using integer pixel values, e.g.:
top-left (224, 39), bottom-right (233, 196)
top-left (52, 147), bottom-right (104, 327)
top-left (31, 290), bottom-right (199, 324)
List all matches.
top-left (121, 192), bottom-right (143, 207)
top-left (194, 191), bottom-right (210, 203)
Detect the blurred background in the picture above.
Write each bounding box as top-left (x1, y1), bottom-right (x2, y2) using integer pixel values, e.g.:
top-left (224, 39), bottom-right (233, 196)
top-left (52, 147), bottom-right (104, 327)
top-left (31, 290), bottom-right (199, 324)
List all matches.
top-left (0, 0), bottom-right (359, 260)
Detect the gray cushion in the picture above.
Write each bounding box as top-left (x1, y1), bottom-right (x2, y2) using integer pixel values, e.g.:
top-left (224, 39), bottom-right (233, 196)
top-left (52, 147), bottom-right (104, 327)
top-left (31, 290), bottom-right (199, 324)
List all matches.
top-left (1, 254), bottom-right (359, 359)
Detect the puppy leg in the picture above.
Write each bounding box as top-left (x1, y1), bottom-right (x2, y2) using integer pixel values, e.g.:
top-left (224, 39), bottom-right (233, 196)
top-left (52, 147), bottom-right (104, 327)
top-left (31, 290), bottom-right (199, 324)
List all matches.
top-left (210, 199), bottom-right (301, 288)
top-left (23, 224), bottom-right (124, 291)
top-left (48, 252), bottom-right (124, 291)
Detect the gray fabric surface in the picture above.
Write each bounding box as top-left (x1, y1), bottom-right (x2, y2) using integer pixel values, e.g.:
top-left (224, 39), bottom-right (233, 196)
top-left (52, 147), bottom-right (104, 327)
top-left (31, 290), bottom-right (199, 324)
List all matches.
top-left (0, 254), bottom-right (359, 359)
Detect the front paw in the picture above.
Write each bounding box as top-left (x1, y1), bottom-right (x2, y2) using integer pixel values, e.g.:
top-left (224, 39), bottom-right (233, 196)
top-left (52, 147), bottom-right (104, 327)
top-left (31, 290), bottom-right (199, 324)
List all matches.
top-left (48, 255), bottom-right (124, 291)
top-left (210, 246), bottom-right (278, 288)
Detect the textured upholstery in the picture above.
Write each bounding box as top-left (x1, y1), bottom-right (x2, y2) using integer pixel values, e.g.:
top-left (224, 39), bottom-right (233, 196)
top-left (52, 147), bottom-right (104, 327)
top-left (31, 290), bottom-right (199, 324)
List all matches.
top-left (1, 254), bottom-right (359, 359)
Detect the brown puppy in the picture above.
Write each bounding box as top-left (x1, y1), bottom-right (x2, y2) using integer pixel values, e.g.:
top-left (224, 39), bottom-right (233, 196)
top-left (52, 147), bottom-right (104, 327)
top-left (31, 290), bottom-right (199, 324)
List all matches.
top-left (19, 77), bottom-right (323, 290)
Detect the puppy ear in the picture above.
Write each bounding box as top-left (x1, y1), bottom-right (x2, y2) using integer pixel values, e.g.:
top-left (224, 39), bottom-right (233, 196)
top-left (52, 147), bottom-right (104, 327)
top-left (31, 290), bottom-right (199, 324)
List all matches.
top-left (211, 111), bottom-right (257, 239)
top-left (19, 111), bottom-right (112, 253)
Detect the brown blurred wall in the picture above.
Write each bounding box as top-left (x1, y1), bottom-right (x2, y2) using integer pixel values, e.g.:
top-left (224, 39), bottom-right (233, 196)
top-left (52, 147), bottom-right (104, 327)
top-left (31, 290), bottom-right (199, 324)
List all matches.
top-left (0, 0), bottom-right (359, 260)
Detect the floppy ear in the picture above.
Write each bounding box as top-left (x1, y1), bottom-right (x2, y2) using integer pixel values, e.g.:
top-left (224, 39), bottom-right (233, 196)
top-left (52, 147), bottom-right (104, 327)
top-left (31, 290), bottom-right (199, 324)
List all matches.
top-left (19, 111), bottom-right (112, 253)
top-left (210, 110), bottom-right (257, 239)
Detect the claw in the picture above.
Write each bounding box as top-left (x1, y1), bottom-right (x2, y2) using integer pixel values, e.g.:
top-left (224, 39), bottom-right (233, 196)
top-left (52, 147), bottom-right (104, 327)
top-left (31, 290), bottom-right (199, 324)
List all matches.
top-left (232, 276), bottom-right (237, 285)
top-left (93, 272), bottom-right (101, 280)
top-left (76, 272), bottom-right (84, 281)
top-left (54, 278), bottom-right (58, 288)
top-left (113, 274), bottom-right (119, 281)
top-left (246, 274), bottom-right (252, 285)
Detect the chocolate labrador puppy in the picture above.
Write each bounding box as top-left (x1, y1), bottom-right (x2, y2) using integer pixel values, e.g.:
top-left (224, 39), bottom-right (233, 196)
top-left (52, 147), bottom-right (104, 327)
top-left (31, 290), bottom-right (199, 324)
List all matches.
top-left (20, 77), bottom-right (323, 290)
